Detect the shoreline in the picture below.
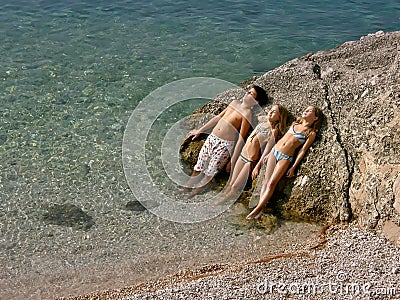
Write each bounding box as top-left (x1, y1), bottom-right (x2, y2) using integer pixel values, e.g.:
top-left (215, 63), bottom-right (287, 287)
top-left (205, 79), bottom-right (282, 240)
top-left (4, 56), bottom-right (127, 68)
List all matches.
top-left (1, 214), bottom-right (323, 300)
top-left (59, 223), bottom-right (400, 300)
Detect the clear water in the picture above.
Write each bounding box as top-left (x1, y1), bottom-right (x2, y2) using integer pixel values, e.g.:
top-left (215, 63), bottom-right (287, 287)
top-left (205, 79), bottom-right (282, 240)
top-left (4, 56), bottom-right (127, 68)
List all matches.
top-left (0, 0), bottom-right (399, 298)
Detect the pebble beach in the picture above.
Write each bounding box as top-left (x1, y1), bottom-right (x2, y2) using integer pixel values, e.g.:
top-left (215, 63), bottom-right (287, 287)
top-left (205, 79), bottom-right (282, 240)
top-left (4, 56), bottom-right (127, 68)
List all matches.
top-left (61, 223), bottom-right (400, 300)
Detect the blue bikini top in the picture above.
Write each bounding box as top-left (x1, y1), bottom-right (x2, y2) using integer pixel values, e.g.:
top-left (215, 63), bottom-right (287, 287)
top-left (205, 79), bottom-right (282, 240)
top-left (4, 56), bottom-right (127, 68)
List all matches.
top-left (289, 124), bottom-right (306, 144)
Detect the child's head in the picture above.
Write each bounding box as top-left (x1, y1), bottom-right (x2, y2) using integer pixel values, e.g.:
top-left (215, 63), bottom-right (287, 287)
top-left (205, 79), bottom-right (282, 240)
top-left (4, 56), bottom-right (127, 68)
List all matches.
top-left (268, 104), bottom-right (288, 139)
top-left (310, 105), bottom-right (323, 131)
top-left (252, 85), bottom-right (268, 106)
top-left (297, 105), bottom-right (323, 133)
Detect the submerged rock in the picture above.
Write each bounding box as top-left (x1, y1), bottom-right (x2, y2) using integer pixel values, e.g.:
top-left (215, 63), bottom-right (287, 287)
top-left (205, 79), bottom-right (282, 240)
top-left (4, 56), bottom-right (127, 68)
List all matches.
top-left (125, 200), bottom-right (146, 212)
top-left (227, 203), bottom-right (279, 233)
top-left (180, 31), bottom-right (400, 239)
top-left (42, 203), bottom-right (94, 231)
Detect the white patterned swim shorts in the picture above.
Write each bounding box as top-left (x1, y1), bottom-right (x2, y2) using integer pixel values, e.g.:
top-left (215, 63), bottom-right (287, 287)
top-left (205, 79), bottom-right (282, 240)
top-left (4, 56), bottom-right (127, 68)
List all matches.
top-left (194, 133), bottom-right (235, 177)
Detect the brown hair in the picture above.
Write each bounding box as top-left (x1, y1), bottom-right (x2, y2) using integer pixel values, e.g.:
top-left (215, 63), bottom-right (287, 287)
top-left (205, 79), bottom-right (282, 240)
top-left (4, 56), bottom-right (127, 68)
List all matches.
top-left (252, 85), bottom-right (268, 106)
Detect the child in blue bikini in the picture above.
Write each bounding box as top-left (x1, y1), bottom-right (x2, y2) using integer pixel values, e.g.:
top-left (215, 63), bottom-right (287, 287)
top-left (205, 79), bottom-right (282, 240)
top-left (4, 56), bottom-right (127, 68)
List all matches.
top-left (246, 105), bottom-right (323, 219)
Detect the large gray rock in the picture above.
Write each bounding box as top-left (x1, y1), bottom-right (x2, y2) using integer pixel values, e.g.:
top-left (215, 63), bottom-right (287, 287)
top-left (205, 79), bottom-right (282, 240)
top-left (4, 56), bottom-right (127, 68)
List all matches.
top-left (180, 31), bottom-right (400, 236)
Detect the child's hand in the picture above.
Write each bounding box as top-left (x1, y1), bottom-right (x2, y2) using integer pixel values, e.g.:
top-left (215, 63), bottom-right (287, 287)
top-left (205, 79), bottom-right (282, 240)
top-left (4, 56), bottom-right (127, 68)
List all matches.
top-left (262, 153), bottom-right (269, 165)
top-left (251, 167), bottom-right (259, 180)
top-left (188, 129), bottom-right (200, 140)
top-left (286, 167), bottom-right (295, 178)
top-left (225, 161), bottom-right (231, 173)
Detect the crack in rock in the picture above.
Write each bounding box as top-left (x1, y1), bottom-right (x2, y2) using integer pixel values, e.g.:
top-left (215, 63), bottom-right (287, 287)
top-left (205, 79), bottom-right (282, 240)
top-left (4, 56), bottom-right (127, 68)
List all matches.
top-left (322, 83), bottom-right (354, 222)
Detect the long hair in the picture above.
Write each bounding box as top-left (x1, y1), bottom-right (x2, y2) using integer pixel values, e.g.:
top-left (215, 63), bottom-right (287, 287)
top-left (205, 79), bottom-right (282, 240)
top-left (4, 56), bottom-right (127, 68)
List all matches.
top-left (273, 104), bottom-right (288, 140)
top-left (274, 104), bottom-right (288, 140)
top-left (250, 103), bottom-right (288, 142)
top-left (293, 106), bottom-right (323, 138)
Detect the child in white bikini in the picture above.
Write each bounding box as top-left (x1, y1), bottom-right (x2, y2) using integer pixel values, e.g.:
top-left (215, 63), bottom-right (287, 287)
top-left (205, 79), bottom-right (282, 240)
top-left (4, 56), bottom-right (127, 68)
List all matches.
top-left (214, 104), bottom-right (288, 204)
top-left (180, 85), bottom-right (269, 199)
top-left (246, 105), bottom-right (323, 219)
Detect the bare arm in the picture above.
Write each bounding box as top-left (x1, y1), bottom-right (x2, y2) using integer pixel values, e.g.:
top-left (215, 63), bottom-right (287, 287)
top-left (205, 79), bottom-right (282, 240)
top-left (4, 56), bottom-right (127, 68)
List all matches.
top-left (252, 129), bottom-right (277, 179)
top-left (230, 113), bottom-right (251, 169)
top-left (286, 131), bottom-right (316, 178)
top-left (189, 107), bottom-right (228, 140)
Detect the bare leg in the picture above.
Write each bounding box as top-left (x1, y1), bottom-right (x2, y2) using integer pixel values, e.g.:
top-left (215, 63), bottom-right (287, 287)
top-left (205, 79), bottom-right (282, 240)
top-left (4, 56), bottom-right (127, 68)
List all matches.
top-left (260, 157), bottom-right (274, 198)
top-left (230, 162), bottom-right (251, 193)
top-left (184, 174), bottom-right (213, 200)
top-left (246, 156), bottom-right (290, 219)
top-left (228, 158), bottom-right (246, 187)
top-left (174, 170), bottom-right (203, 195)
top-left (213, 159), bottom-right (251, 205)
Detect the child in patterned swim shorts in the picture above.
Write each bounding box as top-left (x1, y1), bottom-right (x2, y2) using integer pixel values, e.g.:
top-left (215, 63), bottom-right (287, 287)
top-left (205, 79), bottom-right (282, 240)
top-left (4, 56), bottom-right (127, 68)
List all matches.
top-left (193, 133), bottom-right (235, 177)
top-left (180, 85), bottom-right (268, 199)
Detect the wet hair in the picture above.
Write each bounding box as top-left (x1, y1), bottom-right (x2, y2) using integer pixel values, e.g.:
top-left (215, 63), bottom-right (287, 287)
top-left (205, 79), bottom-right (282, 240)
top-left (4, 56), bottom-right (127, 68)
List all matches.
top-left (252, 85), bottom-right (268, 106)
top-left (294, 105), bottom-right (324, 137)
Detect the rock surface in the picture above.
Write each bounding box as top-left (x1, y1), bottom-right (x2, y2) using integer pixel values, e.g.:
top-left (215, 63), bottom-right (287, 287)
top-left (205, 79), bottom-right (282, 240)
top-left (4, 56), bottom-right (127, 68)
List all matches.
top-left (180, 31), bottom-right (400, 238)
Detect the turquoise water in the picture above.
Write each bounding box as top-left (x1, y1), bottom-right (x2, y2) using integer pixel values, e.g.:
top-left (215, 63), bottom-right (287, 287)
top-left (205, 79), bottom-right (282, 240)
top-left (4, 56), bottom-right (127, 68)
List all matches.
top-left (0, 0), bottom-right (399, 298)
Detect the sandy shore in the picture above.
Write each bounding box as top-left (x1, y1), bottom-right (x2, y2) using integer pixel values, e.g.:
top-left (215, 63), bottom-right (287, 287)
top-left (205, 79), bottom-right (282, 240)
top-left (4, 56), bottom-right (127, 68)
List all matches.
top-left (59, 223), bottom-right (400, 300)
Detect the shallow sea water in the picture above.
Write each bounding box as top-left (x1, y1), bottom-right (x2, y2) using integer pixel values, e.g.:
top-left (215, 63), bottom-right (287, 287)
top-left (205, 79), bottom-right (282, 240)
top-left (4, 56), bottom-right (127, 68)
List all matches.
top-left (0, 0), bottom-right (399, 298)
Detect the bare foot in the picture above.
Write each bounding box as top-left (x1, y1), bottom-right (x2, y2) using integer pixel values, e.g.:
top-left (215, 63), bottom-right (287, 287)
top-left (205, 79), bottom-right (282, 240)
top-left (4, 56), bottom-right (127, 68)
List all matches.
top-left (182, 189), bottom-right (201, 200)
top-left (211, 195), bottom-right (229, 206)
top-left (173, 187), bottom-right (190, 196)
top-left (212, 189), bottom-right (239, 206)
top-left (246, 208), bottom-right (263, 220)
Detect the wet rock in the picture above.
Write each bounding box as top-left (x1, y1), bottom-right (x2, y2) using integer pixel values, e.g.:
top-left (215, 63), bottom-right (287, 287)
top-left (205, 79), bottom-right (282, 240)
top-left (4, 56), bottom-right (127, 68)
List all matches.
top-left (42, 203), bottom-right (94, 231)
top-left (125, 199), bottom-right (160, 211)
top-left (179, 132), bottom-right (208, 169)
top-left (230, 213), bottom-right (278, 234)
top-left (0, 134), bottom-right (7, 145)
top-left (227, 203), bottom-right (278, 233)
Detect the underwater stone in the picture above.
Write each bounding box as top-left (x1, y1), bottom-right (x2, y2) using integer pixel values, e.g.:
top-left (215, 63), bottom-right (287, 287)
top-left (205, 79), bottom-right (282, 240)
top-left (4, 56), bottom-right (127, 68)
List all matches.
top-left (0, 134), bottom-right (7, 145)
top-left (42, 203), bottom-right (94, 231)
top-left (125, 200), bottom-right (146, 212)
